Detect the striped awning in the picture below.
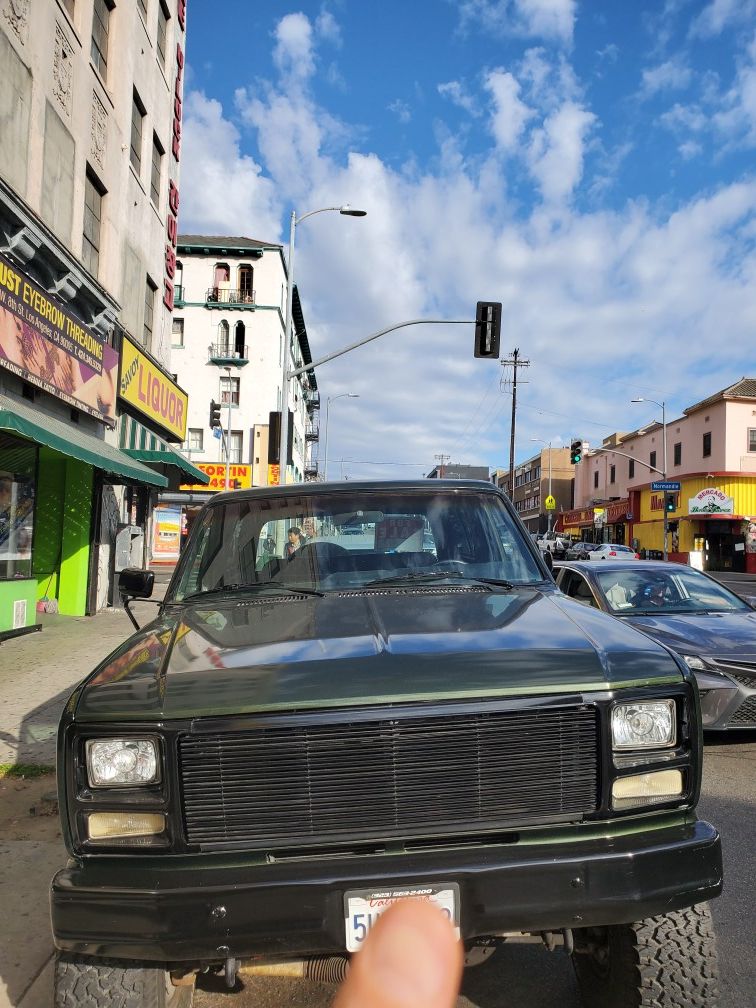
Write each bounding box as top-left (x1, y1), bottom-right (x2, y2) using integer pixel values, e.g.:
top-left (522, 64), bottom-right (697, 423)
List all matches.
top-left (119, 416), bottom-right (209, 484)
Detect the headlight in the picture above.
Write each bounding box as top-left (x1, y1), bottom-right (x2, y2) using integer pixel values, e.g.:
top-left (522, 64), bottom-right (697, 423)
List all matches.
top-left (612, 769), bottom-right (683, 809)
top-left (86, 738), bottom-right (160, 787)
top-left (682, 655), bottom-right (708, 671)
top-left (611, 701), bottom-right (676, 749)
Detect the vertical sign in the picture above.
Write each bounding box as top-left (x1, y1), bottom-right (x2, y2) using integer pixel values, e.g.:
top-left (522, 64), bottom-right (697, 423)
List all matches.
top-left (163, 1), bottom-right (187, 311)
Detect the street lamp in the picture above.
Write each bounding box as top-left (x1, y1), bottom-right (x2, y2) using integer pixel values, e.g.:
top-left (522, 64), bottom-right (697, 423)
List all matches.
top-left (278, 205), bottom-right (367, 484)
top-left (323, 393), bottom-right (359, 482)
top-left (530, 438), bottom-right (553, 533)
top-left (631, 397), bottom-right (668, 560)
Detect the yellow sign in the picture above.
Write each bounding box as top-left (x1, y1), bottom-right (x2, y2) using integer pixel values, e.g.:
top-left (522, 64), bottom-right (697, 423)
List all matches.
top-left (267, 464), bottom-right (280, 486)
top-left (545, 495), bottom-right (556, 510)
top-left (180, 463), bottom-right (252, 492)
top-left (119, 335), bottom-right (188, 442)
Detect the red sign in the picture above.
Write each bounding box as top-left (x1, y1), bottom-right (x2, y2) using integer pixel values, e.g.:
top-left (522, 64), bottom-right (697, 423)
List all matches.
top-left (163, 3), bottom-right (186, 311)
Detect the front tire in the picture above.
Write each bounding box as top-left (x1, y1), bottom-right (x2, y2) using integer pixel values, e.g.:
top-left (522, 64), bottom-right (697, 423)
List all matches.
top-left (54, 953), bottom-right (194, 1008)
top-left (572, 903), bottom-right (719, 1008)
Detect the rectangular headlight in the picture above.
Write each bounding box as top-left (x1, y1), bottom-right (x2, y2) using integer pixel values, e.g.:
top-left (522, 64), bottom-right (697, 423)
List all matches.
top-left (86, 738), bottom-right (160, 787)
top-left (611, 701), bottom-right (676, 749)
top-left (612, 769), bottom-right (683, 810)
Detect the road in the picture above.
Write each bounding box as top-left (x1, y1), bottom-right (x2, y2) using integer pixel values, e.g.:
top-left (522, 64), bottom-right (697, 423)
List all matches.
top-left (195, 733), bottom-right (755, 1008)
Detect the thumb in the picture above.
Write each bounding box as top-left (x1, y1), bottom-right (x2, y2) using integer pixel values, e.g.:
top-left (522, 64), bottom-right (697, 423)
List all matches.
top-left (333, 898), bottom-right (463, 1008)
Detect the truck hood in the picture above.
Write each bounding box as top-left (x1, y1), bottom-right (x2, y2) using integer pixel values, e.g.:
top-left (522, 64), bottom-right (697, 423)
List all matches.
top-left (74, 587), bottom-right (683, 721)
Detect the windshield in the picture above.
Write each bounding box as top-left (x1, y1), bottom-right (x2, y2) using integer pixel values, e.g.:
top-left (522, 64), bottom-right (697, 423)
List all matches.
top-left (169, 488), bottom-right (544, 601)
top-left (594, 566), bottom-right (750, 615)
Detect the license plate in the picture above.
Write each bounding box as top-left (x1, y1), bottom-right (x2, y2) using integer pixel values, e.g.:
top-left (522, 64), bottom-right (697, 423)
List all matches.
top-left (344, 883), bottom-right (460, 952)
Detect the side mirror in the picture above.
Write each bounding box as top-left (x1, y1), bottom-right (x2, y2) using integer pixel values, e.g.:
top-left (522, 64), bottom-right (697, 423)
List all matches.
top-left (118, 568), bottom-right (155, 599)
top-left (743, 595), bottom-right (756, 610)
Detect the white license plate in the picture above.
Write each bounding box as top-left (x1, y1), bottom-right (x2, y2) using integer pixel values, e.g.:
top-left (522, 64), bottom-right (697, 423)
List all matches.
top-left (344, 883), bottom-right (460, 953)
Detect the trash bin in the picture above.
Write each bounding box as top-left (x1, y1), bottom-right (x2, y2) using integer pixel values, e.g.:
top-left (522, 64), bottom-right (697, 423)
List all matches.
top-left (639, 548), bottom-right (647, 559)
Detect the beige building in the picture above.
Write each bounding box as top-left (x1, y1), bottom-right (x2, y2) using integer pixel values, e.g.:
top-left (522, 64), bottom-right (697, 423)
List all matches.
top-left (0, 0), bottom-right (196, 633)
top-left (494, 448), bottom-right (573, 534)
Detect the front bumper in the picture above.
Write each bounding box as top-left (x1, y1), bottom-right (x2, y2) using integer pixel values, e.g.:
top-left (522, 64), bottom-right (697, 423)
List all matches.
top-left (51, 818), bottom-right (722, 963)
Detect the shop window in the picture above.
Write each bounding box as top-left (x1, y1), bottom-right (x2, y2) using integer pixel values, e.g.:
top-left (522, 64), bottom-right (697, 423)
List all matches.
top-left (171, 318), bottom-right (184, 347)
top-left (674, 442), bottom-right (682, 466)
top-left (0, 435), bottom-right (37, 582)
top-left (649, 450), bottom-right (656, 470)
top-left (130, 89), bottom-right (146, 175)
top-left (82, 166), bottom-right (105, 278)
top-left (628, 459), bottom-right (635, 479)
top-left (157, 1), bottom-right (170, 68)
top-left (593, 470), bottom-right (599, 489)
top-left (703, 431), bottom-right (712, 458)
top-left (749, 429), bottom-right (756, 452)
top-left (91, 0), bottom-right (114, 79)
top-left (150, 133), bottom-right (164, 207)
top-left (610, 464), bottom-right (616, 484)
top-left (188, 429), bottom-right (203, 452)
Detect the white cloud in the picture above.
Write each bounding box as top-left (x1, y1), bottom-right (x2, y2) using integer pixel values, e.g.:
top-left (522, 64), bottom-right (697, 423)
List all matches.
top-left (679, 140), bottom-right (703, 159)
top-left (388, 99), bottom-right (412, 124)
top-left (640, 57), bottom-right (692, 97)
top-left (272, 12), bottom-right (316, 83)
top-left (315, 10), bottom-right (342, 46)
top-left (690, 0), bottom-right (756, 39)
top-left (484, 70), bottom-right (534, 150)
top-left (527, 101), bottom-right (596, 202)
top-left (456, 0), bottom-right (575, 45)
top-left (438, 80), bottom-right (482, 117)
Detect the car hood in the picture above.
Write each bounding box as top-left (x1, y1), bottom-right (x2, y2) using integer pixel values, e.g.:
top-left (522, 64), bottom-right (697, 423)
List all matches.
top-left (624, 609), bottom-right (756, 659)
top-left (74, 587), bottom-right (683, 721)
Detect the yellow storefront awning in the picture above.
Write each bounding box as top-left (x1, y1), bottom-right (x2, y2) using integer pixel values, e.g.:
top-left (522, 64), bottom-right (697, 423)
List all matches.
top-left (0, 393), bottom-right (168, 488)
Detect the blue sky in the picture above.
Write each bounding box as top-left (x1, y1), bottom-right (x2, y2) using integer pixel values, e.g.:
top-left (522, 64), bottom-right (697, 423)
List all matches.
top-left (180, 1), bottom-right (756, 480)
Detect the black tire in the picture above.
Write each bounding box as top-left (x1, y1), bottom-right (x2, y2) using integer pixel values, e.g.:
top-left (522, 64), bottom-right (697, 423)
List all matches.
top-left (54, 953), bottom-right (194, 1008)
top-left (572, 903), bottom-right (719, 1008)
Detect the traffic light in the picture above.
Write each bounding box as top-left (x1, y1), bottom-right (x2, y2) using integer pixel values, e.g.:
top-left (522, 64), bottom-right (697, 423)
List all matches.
top-left (474, 301), bottom-right (502, 359)
top-left (209, 399), bottom-right (221, 429)
top-left (665, 493), bottom-right (677, 513)
top-left (570, 439), bottom-right (583, 465)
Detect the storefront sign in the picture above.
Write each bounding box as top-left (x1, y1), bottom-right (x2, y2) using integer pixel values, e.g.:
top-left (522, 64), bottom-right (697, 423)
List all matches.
top-left (180, 463), bottom-right (252, 492)
top-left (688, 489), bottom-right (734, 515)
top-left (163, 1), bottom-right (187, 311)
top-left (0, 252), bottom-right (118, 426)
top-left (119, 335), bottom-right (188, 442)
top-left (267, 463), bottom-right (280, 486)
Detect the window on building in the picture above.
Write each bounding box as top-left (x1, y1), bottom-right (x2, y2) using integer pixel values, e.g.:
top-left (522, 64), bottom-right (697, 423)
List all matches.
top-left (230, 431), bottom-right (243, 464)
top-left (91, 0), bottom-right (114, 78)
top-left (534, 465), bottom-right (541, 481)
top-left (649, 450), bottom-right (657, 470)
top-left (156, 1), bottom-right (170, 67)
top-left (610, 464), bottom-right (616, 484)
top-left (137, 0), bottom-right (148, 21)
top-left (188, 428), bottom-right (203, 453)
top-left (674, 442), bottom-right (682, 466)
top-left (214, 263), bottom-right (230, 284)
top-left (234, 321), bottom-right (246, 356)
top-left (171, 318), bottom-right (184, 347)
top-left (130, 90), bottom-right (146, 175)
top-left (220, 375), bottom-right (240, 406)
top-left (150, 134), bottom-right (164, 206)
top-left (238, 264), bottom-right (254, 301)
top-left (593, 470), bottom-right (599, 489)
top-left (703, 431), bottom-right (712, 458)
top-left (748, 429), bottom-right (756, 452)
top-left (143, 276), bottom-right (157, 347)
top-left (0, 434), bottom-right (37, 581)
top-left (82, 167), bottom-right (105, 278)
top-left (628, 459), bottom-right (635, 479)
top-left (218, 320), bottom-right (230, 353)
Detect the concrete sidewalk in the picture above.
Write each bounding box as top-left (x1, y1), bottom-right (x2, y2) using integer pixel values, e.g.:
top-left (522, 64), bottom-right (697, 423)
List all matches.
top-left (0, 572), bottom-right (172, 1008)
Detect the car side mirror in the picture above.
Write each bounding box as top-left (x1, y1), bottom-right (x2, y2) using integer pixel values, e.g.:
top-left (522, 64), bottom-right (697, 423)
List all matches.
top-left (743, 595), bottom-right (756, 610)
top-left (118, 568), bottom-right (155, 631)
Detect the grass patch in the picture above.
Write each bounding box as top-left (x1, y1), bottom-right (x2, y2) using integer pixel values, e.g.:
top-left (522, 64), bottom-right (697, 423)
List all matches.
top-left (0, 763), bottom-right (55, 779)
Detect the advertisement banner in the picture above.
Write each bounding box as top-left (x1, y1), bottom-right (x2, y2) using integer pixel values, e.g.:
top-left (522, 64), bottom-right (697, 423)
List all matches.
top-left (180, 462), bottom-right (252, 492)
top-left (152, 505), bottom-right (181, 558)
top-left (0, 252), bottom-right (118, 426)
top-left (119, 334), bottom-right (188, 442)
top-left (688, 489), bottom-right (735, 515)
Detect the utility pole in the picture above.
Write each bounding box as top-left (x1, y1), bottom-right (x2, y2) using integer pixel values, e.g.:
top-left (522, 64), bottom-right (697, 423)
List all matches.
top-left (434, 453), bottom-right (450, 478)
top-left (501, 349), bottom-right (530, 498)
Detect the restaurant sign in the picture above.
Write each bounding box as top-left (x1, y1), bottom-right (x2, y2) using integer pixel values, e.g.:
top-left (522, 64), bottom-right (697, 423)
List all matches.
top-left (180, 463), bottom-right (252, 492)
top-left (0, 252), bottom-right (118, 426)
top-left (688, 488), bottom-right (735, 515)
top-left (119, 334), bottom-right (188, 442)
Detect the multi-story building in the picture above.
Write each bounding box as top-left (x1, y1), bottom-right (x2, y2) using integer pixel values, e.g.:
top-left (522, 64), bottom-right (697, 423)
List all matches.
top-left (156, 235), bottom-right (319, 549)
top-left (0, 1), bottom-right (197, 635)
top-left (494, 447), bottom-right (573, 535)
top-left (560, 378), bottom-right (756, 572)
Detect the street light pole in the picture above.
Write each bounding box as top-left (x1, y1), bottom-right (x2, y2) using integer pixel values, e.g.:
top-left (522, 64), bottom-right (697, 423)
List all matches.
top-left (631, 397), bottom-right (668, 560)
top-left (277, 205), bottom-right (367, 486)
top-left (224, 366), bottom-right (232, 491)
top-left (323, 393), bottom-right (359, 482)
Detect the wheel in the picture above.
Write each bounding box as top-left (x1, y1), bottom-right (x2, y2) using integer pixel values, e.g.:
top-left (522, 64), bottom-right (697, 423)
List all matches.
top-left (54, 953), bottom-right (194, 1008)
top-left (572, 903), bottom-right (719, 1008)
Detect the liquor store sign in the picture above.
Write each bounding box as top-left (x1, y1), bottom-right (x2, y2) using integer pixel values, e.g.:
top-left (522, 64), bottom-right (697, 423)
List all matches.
top-left (119, 335), bottom-right (188, 442)
top-left (180, 463), bottom-right (252, 492)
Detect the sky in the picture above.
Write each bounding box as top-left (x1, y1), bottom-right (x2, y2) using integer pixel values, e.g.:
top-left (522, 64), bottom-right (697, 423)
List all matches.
top-left (179, 0), bottom-right (756, 481)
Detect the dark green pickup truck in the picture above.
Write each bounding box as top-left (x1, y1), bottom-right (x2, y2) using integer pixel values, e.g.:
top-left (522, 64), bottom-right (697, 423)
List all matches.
top-left (51, 480), bottom-right (722, 1007)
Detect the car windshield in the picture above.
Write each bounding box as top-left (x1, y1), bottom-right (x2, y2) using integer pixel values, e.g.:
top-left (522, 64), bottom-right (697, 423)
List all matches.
top-left (593, 567), bottom-right (750, 615)
top-left (168, 487), bottom-right (544, 601)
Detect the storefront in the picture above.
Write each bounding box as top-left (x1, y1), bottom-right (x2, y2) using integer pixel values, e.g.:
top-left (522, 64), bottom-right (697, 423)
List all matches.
top-left (559, 499), bottom-right (631, 545)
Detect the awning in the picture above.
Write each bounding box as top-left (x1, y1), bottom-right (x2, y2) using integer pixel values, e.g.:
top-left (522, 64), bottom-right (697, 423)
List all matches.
top-left (120, 416), bottom-right (210, 484)
top-left (0, 393), bottom-right (168, 487)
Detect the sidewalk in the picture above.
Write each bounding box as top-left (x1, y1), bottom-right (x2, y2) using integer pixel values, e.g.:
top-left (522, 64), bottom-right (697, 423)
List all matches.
top-left (0, 573), bottom-right (172, 1008)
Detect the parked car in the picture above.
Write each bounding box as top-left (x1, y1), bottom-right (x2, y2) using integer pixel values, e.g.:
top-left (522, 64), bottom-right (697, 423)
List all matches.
top-left (565, 540), bottom-right (599, 560)
top-left (588, 542), bottom-right (640, 560)
top-left (535, 530), bottom-right (569, 558)
top-left (554, 558), bottom-right (756, 729)
top-left (52, 481), bottom-right (721, 1008)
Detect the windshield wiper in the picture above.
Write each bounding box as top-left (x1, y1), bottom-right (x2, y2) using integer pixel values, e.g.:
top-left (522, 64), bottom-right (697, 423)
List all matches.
top-left (182, 581), bottom-right (324, 602)
top-left (363, 571), bottom-right (513, 590)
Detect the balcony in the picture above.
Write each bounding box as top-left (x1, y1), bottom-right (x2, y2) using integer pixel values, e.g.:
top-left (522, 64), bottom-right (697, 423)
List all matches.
top-left (305, 422), bottom-right (319, 441)
top-left (304, 461), bottom-right (319, 480)
top-left (304, 389), bottom-right (320, 412)
top-left (208, 343), bottom-right (249, 366)
top-left (205, 288), bottom-right (256, 307)
top-left (174, 285), bottom-right (184, 305)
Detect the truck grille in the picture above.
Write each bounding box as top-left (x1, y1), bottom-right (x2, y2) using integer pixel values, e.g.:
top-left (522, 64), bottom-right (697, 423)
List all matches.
top-left (179, 704), bottom-right (599, 850)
